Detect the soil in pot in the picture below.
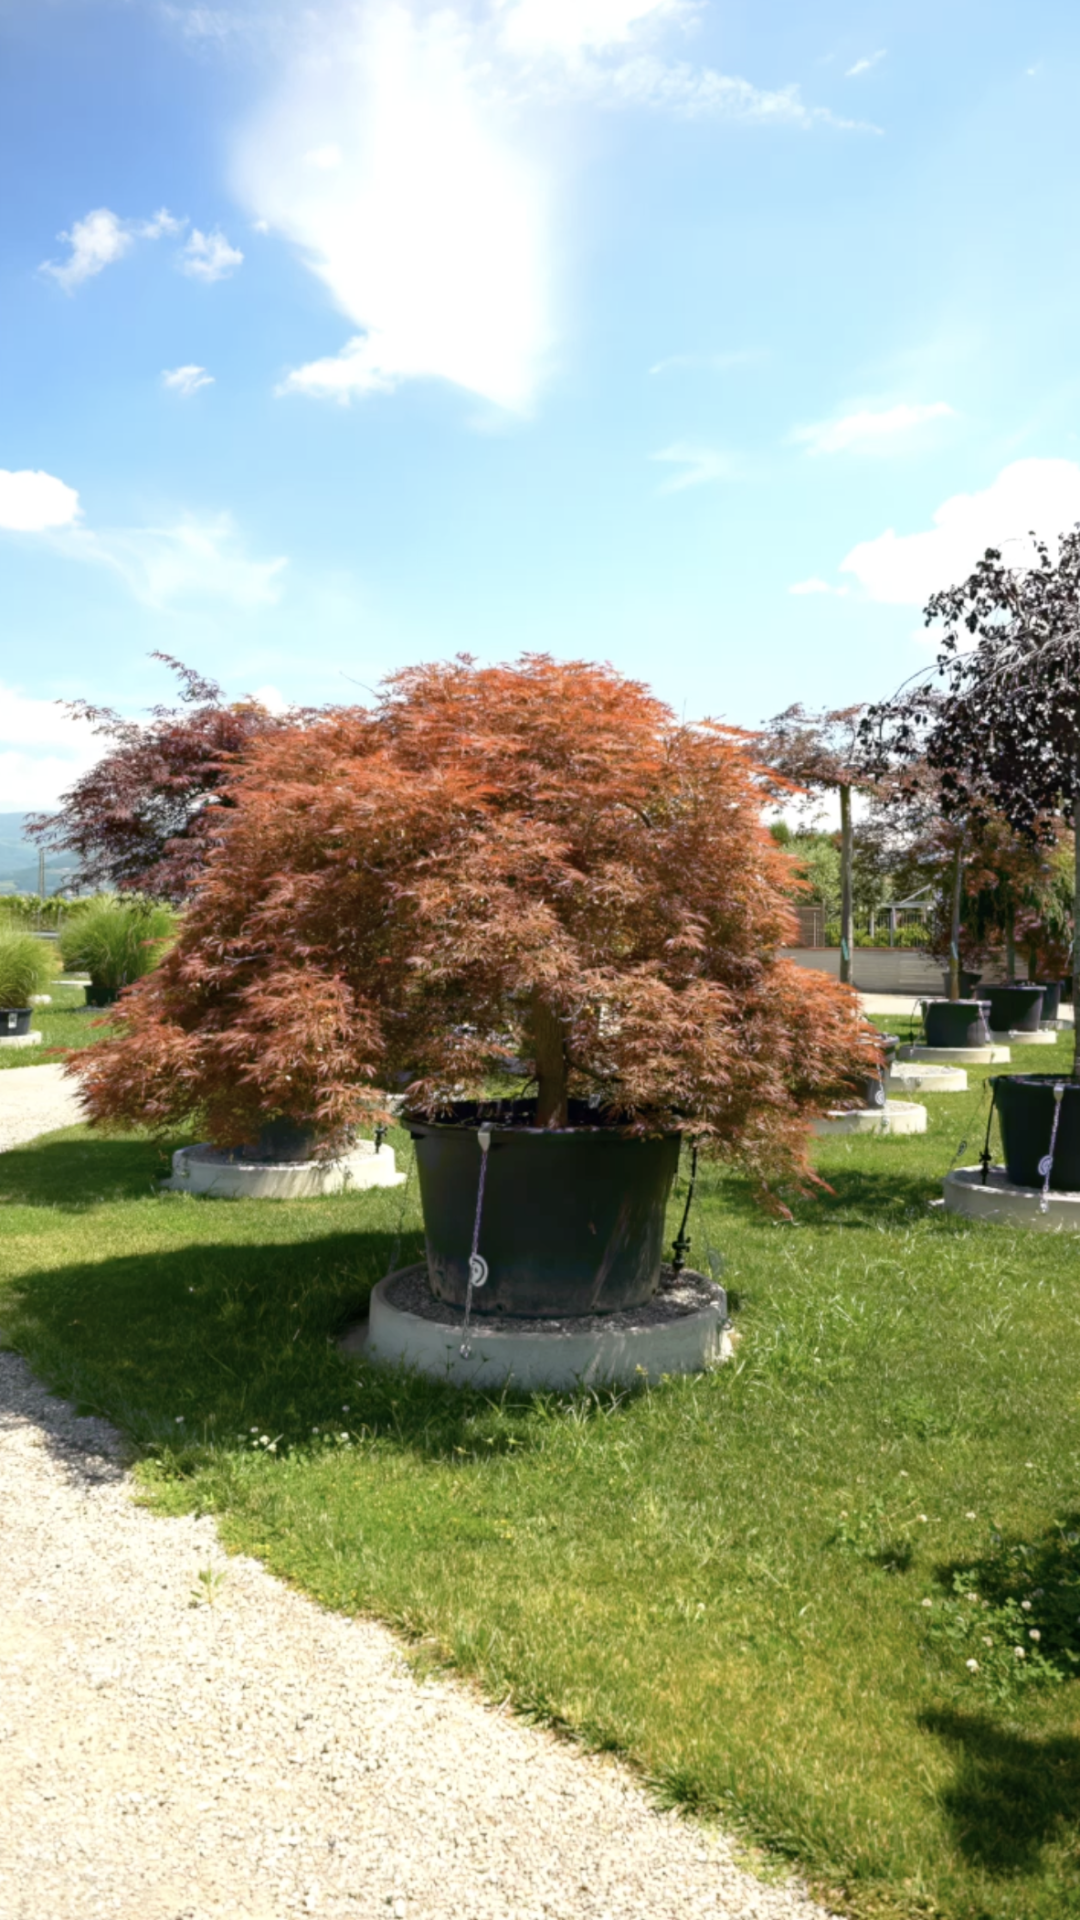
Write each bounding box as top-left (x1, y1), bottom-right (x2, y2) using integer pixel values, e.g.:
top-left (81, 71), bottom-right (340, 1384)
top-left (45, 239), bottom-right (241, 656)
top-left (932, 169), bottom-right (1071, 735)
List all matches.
top-left (407, 1099), bottom-right (681, 1318)
top-left (923, 1000), bottom-right (989, 1048)
top-left (994, 1074), bottom-right (1080, 1190)
top-left (0, 1008), bottom-right (32, 1037)
top-left (984, 984), bottom-right (1045, 1034)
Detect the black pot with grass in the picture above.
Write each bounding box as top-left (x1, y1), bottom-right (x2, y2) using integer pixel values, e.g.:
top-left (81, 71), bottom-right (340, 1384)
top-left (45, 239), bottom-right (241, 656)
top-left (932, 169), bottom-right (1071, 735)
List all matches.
top-left (0, 930), bottom-right (56, 1037)
top-left (407, 1100), bottom-right (681, 1317)
top-left (985, 984), bottom-right (1045, 1034)
top-left (994, 1073), bottom-right (1080, 1190)
top-left (923, 999), bottom-right (989, 1048)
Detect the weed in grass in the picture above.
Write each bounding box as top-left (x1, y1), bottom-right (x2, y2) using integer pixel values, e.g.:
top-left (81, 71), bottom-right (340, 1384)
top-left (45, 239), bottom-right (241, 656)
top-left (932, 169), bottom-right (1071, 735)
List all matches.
top-left (189, 1564), bottom-right (226, 1607)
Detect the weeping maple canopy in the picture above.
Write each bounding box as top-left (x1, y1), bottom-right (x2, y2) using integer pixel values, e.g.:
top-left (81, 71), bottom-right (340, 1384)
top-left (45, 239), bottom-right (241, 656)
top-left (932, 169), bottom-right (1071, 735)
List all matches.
top-left (74, 656), bottom-right (872, 1186)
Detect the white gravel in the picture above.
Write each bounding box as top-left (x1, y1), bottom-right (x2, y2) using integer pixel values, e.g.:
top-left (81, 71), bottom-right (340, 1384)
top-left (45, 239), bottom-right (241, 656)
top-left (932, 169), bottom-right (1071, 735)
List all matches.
top-left (0, 1062), bottom-right (86, 1153)
top-left (0, 1351), bottom-right (835, 1920)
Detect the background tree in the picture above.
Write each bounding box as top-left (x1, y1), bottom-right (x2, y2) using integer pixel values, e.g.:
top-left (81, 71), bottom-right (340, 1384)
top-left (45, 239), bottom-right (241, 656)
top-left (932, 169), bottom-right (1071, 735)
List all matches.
top-left (866, 529), bottom-right (1080, 1065)
top-left (74, 656), bottom-right (872, 1197)
top-left (758, 705), bottom-right (877, 984)
top-left (28, 656), bottom-right (287, 902)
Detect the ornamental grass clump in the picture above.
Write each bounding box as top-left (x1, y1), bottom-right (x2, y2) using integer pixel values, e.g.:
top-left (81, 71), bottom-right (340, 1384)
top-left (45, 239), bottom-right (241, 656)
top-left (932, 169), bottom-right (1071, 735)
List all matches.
top-left (0, 931), bottom-right (58, 1006)
top-left (59, 898), bottom-right (178, 999)
top-left (72, 656), bottom-right (873, 1193)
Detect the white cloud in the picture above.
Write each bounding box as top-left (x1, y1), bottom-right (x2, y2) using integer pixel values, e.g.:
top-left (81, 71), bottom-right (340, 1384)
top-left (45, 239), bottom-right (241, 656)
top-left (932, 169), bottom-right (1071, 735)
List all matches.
top-left (60, 514), bottom-right (286, 610)
top-left (0, 469), bottom-right (81, 532)
top-left (41, 209), bottom-right (135, 292)
top-left (792, 401), bottom-right (955, 456)
top-left (651, 442), bottom-right (736, 493)
top-left (179, 228), bottom-right (244, 281)
top-left (0, 685), bottom-right (108, 810)
top-left (499, 0), bottom-right (686, 57)
top-left (839, 458), bottom-right (1080, 606)
top-left (41, 207), bottom-right (186, 291)
top-left (788, 577), bottom-right (843, 597)
top-left (162, 364), bottom-right (215, 395)
top-left (238, 1), bottom-right (864, 414)
top-left (243, 5), bottom-right (552, 413)
top-left (846, 50), bottom-right (885, 78)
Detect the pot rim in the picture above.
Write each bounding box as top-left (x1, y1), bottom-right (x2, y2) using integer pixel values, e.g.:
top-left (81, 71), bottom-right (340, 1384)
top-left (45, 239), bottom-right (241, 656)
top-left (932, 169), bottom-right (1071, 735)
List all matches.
top-left (992, 1071), bottom-right (1080, 1088)
top-left (404, 1099), bottom-right (682, 1140)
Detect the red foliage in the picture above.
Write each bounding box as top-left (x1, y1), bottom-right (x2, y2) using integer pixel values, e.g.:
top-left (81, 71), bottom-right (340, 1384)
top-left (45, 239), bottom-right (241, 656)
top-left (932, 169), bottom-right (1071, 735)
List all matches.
top-left (27, 656), bottom-right (287, 901)
top-left (73, 657), bottom-right (874, 1189)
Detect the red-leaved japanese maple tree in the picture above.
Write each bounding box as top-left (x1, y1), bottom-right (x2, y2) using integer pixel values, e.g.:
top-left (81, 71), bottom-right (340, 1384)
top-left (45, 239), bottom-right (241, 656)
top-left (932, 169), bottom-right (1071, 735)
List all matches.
top-left (73, 657), bottom-right (873, 1189)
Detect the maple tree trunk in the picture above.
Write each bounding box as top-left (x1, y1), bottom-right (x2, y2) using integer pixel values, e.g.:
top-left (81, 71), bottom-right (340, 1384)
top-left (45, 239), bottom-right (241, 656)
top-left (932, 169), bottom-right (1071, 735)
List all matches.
top-left (530, 990), bottom-right (569, 1128)
top-left (1074, 782), bottom-right (1080, 1080)
top-left (839, 784), bottom-right (853, 987)
top-left (948, 837), bottom-right (964, 1002)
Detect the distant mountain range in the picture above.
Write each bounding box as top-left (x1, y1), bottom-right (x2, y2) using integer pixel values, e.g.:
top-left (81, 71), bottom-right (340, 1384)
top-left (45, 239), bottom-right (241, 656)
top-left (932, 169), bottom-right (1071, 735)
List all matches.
top-left (0, 814), bottom-right (81, 895)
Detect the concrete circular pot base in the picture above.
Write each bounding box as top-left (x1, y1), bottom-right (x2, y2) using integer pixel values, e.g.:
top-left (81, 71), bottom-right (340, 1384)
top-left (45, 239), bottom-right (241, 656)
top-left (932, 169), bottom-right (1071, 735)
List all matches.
top-left (341, 1263), bottom-right (734, 1390)
top-left (988, 1028), bottom-right (1058, 1046)
top-left (163, 1139), bottom-right (406, 1199)
top-left (897, 1043), bottom-right (1011, 1065)
top-left (887, 1062), bottom-right (968, 1093)
top-left (0, 1031), bottom-right (42, 1050)
top-left (944, 1164), bottom-right (1080, 1229)
top-left (812, 1099), bottom-right (927, 1137)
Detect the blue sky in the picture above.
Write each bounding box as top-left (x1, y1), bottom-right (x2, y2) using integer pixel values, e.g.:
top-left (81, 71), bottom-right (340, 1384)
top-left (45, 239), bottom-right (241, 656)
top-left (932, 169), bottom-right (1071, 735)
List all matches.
top-left (5, 0), bottom-right (1080, 808)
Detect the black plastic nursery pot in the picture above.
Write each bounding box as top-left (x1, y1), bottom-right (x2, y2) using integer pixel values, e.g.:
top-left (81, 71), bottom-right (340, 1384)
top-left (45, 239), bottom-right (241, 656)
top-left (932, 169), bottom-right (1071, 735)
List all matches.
top-left (959, 969), bottom-right (982, 998)
top-left (994, 1074), bottom-right (1080, 1191)
top-left (84, 981), bottom-right (119, 1008)
top-left (984, 984), bottom-right (1045, 1034)
top-left (923, 999), bottom-right (989, 1048)
top-left (1035, 982), bottom-right (1062, 1023)
top-left (0, 1008), bottom-right (32, 1037)
top-left (407, 1099), bottom-right (681, 1318)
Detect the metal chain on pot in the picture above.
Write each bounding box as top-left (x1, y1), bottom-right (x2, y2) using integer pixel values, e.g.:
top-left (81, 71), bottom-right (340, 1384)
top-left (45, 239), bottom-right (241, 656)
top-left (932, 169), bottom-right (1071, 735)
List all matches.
top-left (1038, 1082), bottom-right (1066, 1216)
top-left (459, 1127), bottom-right (492, 1360)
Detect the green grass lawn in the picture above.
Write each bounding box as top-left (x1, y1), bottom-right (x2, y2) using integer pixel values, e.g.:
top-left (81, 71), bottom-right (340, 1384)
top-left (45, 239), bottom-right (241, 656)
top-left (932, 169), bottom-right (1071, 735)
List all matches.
top-left (0, 982), bottom-right (117, 1069)
top-left (1, 1038), bottom-right (1079, 1919)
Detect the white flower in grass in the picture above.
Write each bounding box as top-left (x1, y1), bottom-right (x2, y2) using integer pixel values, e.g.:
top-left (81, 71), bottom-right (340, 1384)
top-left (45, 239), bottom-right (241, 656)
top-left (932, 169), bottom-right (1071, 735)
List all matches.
top-left (175, 1416), bottom-right (185, 1424)
top-left (917, 1514), bottom-right (928, 1524)
top-left (1014, 1646), bottom-right (1026, 1659)
top-left (921, 1599), bottom-right (933, 1609)
top-left (966, 1658), bottom-right (979, 1672)
top-left (1021, 1598), bottom-right (1032, 1610)
top-left (1029, 1629), bottom-right (1041, 1641)
top-left (965, 1511), bottom-right (976, 1520)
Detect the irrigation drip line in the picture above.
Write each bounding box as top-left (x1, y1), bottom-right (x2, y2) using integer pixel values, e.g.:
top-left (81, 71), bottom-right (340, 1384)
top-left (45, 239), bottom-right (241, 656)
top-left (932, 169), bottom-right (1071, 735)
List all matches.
top-left (945, 1077), bottom-right (992, 1180)
top-left (1039, 1082), bottom-right (1066, 1215)
top-left (459, 1129), bottom-right (492, 1360)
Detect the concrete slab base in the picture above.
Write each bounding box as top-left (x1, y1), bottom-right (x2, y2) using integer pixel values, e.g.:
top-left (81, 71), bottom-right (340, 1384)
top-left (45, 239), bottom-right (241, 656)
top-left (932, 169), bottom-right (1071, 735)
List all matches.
top-left (0, 1031), bottom-right (42, 1050)
top-left (812, 1099), bottom-right (927, 1137)
top-left (944, 1165), bottom-right (1080, 1229)
top-left (163, 1139), bottom-right (406, 1199)
top-left (989, 1028), bottom-right (1057, 1046)
top-left (887, 1062), bottom-right (968, 1093)
top-left (897, 1042), bottom-right (1011, 1065)
top-left (342, 1264), bottom-right (733, 1390)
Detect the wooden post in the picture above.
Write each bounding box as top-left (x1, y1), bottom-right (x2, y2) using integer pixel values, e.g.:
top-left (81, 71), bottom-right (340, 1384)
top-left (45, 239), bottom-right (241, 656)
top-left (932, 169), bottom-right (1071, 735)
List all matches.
top-left (948, 837), bottom-right (964, 1001)
top-left (839, 784), bottom-right (854, 987)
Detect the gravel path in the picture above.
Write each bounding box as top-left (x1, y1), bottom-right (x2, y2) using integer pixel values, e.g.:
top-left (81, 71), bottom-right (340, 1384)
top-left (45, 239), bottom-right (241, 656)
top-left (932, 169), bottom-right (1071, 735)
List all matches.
top-left (0, 1350), bottom-right (835, 1920)
top-left (0, 1062), bottom-right (86, 1152)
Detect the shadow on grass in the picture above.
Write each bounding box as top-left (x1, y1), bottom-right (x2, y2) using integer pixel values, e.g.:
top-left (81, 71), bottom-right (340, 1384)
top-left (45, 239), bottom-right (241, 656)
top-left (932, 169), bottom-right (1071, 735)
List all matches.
top-left (4, 1234), bottom-right (608, 1472)
top-left (0, 1134), bottom-right (180, 1210)
top-left (705, 1166), bottom-right (940, 1230)
top-left (920, 1706), bottom-right (1080, 1876)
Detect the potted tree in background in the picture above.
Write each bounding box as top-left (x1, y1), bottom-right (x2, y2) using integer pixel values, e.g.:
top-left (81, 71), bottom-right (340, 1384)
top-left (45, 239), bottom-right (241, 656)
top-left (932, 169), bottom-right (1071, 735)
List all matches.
top-left (758, 704), bottom-right (878, 987)
top-left (872, 528), bottom-right (1080, 1189)
top-left (73, 657), bottom-right (873, 1307)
